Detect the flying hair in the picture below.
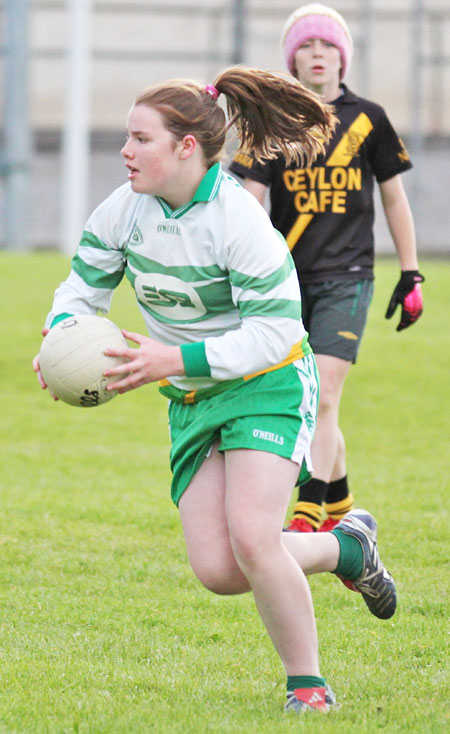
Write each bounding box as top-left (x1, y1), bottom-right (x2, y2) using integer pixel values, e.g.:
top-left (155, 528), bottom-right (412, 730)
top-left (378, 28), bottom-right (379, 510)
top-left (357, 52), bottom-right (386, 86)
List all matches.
top-left (213, 65), bottom-right (337, 166)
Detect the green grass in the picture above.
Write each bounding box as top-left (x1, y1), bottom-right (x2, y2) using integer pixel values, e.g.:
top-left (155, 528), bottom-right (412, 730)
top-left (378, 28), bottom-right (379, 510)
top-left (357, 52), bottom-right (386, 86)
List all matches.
top-left (0, 253), bottom-right (448, 733)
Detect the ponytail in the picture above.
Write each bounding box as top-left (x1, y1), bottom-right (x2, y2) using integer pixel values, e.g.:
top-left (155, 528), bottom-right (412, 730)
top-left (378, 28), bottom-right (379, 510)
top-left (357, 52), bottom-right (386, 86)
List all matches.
top-left (213, 65), bottom-right (336, 165)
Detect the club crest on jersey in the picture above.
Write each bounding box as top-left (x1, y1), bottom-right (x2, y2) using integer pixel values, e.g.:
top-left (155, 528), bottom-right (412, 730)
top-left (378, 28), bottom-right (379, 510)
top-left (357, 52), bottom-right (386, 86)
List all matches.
top-left (344, 130), bottom-right (366, 157)
top-left (129, 223), bottom-right (144, 246)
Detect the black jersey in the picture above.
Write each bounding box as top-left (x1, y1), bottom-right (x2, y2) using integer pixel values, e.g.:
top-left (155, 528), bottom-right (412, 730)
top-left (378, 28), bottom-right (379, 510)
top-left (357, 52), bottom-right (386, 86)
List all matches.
top-left (229, 86), bottom-right (412, 284)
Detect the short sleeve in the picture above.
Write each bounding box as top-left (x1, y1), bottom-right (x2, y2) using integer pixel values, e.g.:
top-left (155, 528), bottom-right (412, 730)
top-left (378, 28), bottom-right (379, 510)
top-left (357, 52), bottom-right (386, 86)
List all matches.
top-left (229, 151), bottom-right (274, 186)
top-left (367, 110), bottom-right (413, 183)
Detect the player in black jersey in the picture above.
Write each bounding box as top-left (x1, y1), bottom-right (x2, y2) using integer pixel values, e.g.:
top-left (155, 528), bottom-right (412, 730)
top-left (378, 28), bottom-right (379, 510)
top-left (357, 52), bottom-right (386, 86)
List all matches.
top-left (229, 3), bottom-right (425, 533)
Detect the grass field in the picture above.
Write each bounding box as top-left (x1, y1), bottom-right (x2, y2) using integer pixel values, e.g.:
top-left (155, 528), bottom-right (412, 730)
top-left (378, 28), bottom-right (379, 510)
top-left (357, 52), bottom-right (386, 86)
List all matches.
top-left (0, 253), bottom-right (448, 733)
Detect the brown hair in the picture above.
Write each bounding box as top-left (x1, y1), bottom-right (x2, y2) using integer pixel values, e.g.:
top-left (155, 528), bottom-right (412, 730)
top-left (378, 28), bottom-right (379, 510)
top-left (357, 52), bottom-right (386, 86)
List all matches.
top-left (135, 65), bottom-right (336, 167)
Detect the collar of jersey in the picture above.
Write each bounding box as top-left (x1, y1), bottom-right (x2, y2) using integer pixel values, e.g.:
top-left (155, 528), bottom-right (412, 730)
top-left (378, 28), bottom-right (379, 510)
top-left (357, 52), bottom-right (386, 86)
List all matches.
top-left (157, 162), bottom-right (223, 219)
top-left (334, 84), bottom-right (358, 105)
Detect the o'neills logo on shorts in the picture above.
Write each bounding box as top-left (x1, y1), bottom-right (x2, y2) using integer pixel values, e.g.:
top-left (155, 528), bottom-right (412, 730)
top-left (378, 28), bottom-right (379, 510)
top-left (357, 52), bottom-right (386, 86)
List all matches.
top-left (253, 429), bottom-right (284, 446)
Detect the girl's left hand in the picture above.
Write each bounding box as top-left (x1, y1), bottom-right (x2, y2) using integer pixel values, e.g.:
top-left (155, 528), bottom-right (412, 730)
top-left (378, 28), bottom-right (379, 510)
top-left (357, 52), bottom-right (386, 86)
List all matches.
top-left (32, 327), bottom-right (59, 400)
top-left (103, 329), bottom-right (184, 393)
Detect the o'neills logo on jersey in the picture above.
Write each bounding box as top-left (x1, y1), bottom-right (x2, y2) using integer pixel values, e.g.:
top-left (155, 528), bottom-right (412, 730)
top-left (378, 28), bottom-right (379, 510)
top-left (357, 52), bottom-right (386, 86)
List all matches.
top-left (283, 166), bottom-right (362, 214)
top-left (157, 223), bottom-right (181, 235)
top-left (252, 429), bottom-right (284, 445)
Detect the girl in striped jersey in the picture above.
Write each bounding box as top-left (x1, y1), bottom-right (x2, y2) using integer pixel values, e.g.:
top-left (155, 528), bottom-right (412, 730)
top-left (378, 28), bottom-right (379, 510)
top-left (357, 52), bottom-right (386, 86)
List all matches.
top-left (34, 67), bottom-right (396, 714)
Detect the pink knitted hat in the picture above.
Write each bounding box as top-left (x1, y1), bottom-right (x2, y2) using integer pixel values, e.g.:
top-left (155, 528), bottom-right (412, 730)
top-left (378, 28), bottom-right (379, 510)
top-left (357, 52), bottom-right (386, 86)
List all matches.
top-left (281, 3), bottom-right (353, 80)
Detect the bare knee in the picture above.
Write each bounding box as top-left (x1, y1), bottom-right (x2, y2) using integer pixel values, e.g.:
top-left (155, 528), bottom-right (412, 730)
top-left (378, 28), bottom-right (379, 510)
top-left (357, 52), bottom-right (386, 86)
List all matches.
top-left (188, 555), bottom-right (249, 595)
top-left (316, 356), bottom-right (350, 416)
top-left (317, 393), bottom-right (333, 418)
top-left (228, 522), bottom-right (277, 576)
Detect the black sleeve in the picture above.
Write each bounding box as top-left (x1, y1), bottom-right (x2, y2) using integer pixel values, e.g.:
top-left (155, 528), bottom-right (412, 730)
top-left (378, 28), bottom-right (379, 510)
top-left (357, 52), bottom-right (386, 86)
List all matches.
top-left (368, 110), bottom-right (413, 183)
top-left (228, 151), bottom-right (273, 186)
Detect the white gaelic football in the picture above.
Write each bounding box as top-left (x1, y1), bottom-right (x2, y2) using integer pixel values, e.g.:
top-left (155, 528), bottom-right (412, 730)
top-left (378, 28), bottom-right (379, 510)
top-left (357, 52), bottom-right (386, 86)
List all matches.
top-left (39, 314), bottom-right (129, 407)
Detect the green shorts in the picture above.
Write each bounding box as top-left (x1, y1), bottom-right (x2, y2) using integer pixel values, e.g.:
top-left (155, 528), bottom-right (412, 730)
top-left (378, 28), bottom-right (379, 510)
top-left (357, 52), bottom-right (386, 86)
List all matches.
top-left (301, 279), bottom-right (374, 363)
top-left (167, 354), bottom-right (319, 506)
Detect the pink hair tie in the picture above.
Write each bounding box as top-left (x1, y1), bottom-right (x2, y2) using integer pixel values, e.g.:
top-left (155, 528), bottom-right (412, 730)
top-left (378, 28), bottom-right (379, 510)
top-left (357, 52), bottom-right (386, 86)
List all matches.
top-left (204, 84), bottom-right (219, 101)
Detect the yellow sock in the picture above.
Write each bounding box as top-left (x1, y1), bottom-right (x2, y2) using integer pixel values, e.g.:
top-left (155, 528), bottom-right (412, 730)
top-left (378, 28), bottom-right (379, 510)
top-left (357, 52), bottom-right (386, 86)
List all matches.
top-left (292, 501), bottom-right (323, 530)
top-left (324, 492), bottom-right (354, 520)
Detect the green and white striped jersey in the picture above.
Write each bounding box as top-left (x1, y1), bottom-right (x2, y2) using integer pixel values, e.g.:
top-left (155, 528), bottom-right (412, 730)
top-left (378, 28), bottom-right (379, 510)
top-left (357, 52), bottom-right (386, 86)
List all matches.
top-left (47, 163), bottom-right (307, 393)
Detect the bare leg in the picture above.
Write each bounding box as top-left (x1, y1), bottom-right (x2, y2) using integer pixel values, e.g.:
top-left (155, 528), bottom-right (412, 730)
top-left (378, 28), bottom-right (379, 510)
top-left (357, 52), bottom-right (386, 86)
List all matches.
top-left (179, 443), bottom-right (341, 675)
top-left (224, 448), bottom-right (333, 675)
top-left (281, 531), bottom-right (339, 575)
top-left (179, 444), bottom-right (340, 582)
top-left (311, 354), bottom-right (350, 482)
top-left (330, 426), bottom-right (347, 482)
top-left (178, 444), bottom-right (250, 595)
